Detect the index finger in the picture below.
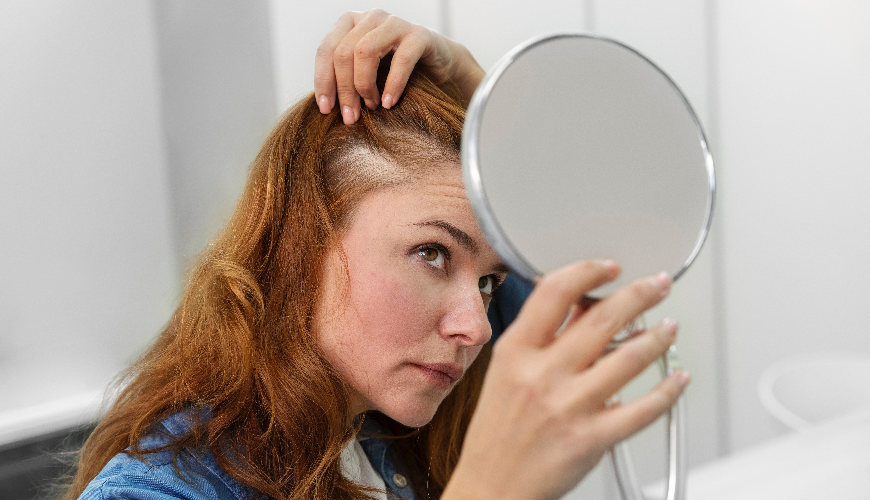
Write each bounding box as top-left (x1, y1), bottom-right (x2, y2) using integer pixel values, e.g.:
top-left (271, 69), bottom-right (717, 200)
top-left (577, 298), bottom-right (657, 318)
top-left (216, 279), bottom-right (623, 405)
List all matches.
top-left (551, 272), bottom-right (672, 370)
top-left (314, 13), bottom-right (356, 114)
top-left (505, 260), bottom-right (620, 348)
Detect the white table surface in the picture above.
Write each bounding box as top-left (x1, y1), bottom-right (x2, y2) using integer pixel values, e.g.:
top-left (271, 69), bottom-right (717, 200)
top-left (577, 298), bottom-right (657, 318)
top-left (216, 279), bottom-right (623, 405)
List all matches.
top-left (644, 408), bottom-right (870, 500)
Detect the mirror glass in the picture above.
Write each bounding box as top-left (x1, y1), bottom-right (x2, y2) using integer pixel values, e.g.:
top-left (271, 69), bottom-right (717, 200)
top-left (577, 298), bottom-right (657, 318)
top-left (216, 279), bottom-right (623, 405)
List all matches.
top-left (463, 35), bottom-right (715, 297)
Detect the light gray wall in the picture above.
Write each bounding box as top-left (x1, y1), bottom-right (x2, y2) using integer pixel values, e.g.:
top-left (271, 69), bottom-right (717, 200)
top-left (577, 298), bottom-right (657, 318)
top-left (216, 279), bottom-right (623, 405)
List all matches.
top-left (154, 0), bottom-right (277, 262)
top-left (0, 0), bottom-right (177, 438)
top-left (716, 0), bottom-right (870, 451)
top-left (0, 0), bottom-right (277, 445)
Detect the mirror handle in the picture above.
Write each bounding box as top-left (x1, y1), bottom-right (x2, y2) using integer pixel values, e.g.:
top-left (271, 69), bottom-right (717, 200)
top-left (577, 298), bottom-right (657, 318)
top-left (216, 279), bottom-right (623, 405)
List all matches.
top-left (609, 345), bottom-right (687, 500)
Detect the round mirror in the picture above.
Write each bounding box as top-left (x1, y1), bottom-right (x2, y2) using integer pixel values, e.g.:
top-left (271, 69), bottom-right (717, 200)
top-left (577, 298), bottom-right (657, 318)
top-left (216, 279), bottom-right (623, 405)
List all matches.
top-left (463, 34), bottom-right (714, 297)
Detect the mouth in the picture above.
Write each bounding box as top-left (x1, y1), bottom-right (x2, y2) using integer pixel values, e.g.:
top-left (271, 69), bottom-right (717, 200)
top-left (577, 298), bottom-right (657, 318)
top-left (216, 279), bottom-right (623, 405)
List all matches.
top-left (410, 363), bottom-right (464, 389)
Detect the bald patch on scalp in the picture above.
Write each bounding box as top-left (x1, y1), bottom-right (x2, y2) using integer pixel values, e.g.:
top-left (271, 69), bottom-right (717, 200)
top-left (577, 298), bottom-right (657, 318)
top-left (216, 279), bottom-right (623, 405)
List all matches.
top-left (323, 131), bottom-right (460, 232)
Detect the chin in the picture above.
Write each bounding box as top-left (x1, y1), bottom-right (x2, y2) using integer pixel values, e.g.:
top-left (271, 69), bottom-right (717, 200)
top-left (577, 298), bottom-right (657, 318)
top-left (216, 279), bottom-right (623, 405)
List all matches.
top-left (380, 399), bottom-right (441, 428)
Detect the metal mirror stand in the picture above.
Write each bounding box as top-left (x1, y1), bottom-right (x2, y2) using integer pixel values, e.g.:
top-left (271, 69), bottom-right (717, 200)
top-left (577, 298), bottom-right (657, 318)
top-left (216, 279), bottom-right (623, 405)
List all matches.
top-left (608, 343), bottom-right (686, 500)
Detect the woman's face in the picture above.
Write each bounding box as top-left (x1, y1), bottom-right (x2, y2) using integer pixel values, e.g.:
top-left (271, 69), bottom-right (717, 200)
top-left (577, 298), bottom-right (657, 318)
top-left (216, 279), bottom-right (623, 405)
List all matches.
top-left (314, 163), bottom-right (508, 427)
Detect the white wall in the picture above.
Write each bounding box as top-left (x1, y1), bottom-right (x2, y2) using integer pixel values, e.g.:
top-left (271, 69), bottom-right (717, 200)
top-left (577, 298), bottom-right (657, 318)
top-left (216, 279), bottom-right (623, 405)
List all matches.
top-left (153, 0), bottom-right (277, 262)
top-left (716, 0), bottom-right (870, 451)
top-left (0, 0), bottom-right (278, 446)
top-left (0, 0), bottom-right (178, 441)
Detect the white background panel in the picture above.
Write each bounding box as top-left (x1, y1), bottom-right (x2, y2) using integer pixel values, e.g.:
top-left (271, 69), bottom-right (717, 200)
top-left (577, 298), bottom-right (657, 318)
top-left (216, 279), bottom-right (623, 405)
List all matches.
top-left (450, 0), bottom-right (589, 74)
top-left (0, 0), bottom-right (177, 422)
top-left (717, 0), bottom-right (870, 451)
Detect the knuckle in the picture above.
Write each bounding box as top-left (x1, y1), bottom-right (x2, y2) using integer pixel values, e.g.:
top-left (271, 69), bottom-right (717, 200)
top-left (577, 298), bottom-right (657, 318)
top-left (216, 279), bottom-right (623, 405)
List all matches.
top-left (390, 50), bottom-right (414, 68)
top-left (538, 274), bottom-right (575, 302)
top-left (366, 8), bottom-right (389, 19)
top-left (571, 382), bottom-right (601, 410)
top-left (336, 90), bottom-right (357, 102)
top-left (513, 359), bottom-right (543, 390)
top-left (570, 424), bottom-right (604, 453)
top-left (584, 308), bottom-right (620, 335)
top-left (333, 44), bottom-right (355, 65)
top-left (354, 78), bottom-right (375, 96)
top-left (315, 41), bottom-right (335, 60)
top-left (354, 39), bottom-right (377, 59)
top-left (408, 24), bottom-right (431, 42)
top-left (313, 74), bottom-right (334, 88)
top-left (385, 13), bottom-right (402, 25)
top-left (618, 342), bottom-right (647, 370)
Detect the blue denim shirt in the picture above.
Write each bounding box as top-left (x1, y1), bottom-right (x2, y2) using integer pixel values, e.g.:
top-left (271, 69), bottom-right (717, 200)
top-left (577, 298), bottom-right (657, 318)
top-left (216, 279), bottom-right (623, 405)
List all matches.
top-left (79, 411), bottom-right (256, 500)
top-left (78, 413), bottom-right (413, 500)
top-left (79, 275), bottom-right (532, 500)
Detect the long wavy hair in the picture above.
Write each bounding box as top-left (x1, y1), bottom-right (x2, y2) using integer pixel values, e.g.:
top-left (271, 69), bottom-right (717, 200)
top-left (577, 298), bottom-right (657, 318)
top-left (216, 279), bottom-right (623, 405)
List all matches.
top-left (64, 70), bottom-right (489, 500)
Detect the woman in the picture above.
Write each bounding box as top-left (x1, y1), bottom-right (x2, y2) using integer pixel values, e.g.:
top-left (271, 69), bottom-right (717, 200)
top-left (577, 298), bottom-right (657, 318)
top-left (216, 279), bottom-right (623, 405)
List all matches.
top-left (67, 10), bottom-right (688, 500)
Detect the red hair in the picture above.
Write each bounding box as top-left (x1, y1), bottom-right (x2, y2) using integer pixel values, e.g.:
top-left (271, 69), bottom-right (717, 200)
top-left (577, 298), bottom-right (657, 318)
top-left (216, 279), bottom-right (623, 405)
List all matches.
top-left (65, 71), bottom-right (488, 500)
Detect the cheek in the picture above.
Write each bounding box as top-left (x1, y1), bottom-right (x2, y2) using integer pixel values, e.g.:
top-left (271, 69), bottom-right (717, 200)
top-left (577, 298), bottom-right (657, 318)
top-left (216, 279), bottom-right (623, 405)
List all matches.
top-left (350, 264), bottom-right (437, 343)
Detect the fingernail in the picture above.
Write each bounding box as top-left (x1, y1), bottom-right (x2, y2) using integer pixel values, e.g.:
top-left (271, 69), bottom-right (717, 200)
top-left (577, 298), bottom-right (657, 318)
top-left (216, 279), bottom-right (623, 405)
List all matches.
top-left (342, 105), bottom-right (353, 124)
top-left (382, 93), bottom-right (393, 109)
top-left (676, 371), bottom-right (691, 387)
top-left (602, 259), bottom-right (619, 277)
top-left (660, 318), bottom-right (678, 338)
top-left (650, 271), bottom-right (672, 295)
top-left (318, 95), bottom-right (331, 113)
top-left (364, 98), bottom-right (376, 109)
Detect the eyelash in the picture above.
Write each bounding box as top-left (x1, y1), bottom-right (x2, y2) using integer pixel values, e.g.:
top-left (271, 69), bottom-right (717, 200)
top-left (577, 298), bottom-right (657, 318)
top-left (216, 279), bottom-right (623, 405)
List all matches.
top-left (414, 243), bottom-right (504, 295)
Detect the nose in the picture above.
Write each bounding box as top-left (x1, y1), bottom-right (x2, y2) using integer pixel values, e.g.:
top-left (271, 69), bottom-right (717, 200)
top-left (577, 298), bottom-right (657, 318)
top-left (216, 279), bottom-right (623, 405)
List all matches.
top-left (438, 285), bottom-right (492, 346)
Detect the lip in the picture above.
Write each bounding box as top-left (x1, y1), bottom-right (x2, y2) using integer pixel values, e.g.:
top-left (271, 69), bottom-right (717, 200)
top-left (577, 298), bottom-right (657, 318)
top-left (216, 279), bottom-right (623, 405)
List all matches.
top-left (410, 363), bottom-right (464, 389)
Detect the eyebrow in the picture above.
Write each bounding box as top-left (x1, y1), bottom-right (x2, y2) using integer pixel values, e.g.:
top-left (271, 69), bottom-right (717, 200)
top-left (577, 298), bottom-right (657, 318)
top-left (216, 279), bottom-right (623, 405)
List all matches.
top-left (415, 220), bottom-right (478, 253)
top-left (413, 220), bottom-right (512, 275)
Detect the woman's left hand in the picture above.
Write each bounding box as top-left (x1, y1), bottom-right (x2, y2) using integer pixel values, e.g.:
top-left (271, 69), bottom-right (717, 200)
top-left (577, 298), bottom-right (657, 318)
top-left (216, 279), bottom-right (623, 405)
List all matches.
top-left (443, 261), bottom-right (688, 500)
top-left (314, 9), bottom-right (485, 124)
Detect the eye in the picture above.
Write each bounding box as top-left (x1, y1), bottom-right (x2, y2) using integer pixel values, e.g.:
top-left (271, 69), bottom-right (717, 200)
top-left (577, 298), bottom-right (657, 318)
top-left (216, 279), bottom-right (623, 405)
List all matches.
top-left (419, 246), bottom-right (446, 270)
top-left (478, 275), bottom-right (494, 294)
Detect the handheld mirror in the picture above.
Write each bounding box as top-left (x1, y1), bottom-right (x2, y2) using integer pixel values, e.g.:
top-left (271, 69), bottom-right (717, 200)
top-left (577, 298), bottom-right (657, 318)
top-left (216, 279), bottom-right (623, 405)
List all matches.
top-left (462, 34), bottom-right (715, 500)
top-left (462, 34), bottom-right (714, 298)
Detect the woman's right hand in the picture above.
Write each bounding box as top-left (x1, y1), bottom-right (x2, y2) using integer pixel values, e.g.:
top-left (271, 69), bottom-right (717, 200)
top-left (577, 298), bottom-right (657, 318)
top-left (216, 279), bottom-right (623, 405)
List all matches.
top-left (444, 260), bottom-right (690, 500)
top-left (314, 9), bottom-right (485, 125)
